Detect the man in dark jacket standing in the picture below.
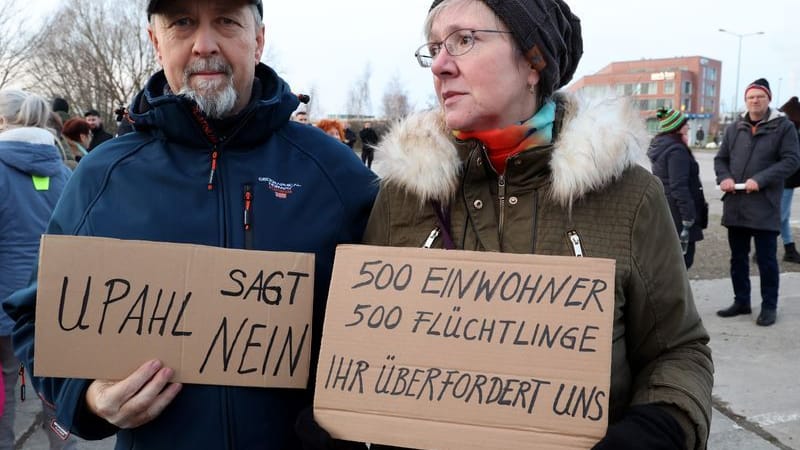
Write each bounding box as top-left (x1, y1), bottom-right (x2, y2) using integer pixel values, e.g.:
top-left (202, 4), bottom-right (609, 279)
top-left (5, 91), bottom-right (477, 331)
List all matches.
top-left (359, 121), bottom-right (378, 168)
top-left (83, 109), bottom-right (113, 150)
top-left (2, 1), bottom-right (377, 449)
top-left (714, 78), bottom-right (800, 326)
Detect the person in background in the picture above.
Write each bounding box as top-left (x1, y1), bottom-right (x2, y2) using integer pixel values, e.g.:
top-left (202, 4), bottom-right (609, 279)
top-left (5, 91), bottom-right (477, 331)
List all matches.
top-left (1, 1), bottom-right (376, 449)
top-left (358, 121), bottom-right (378, 168)
top-left (0, 89), bottom-right (75, 450)
top-left (715, 78), bottom-right (800, 326)
top-left (648, 108), bottom-right (708, 268)
top-left (694, 125), bottom-right (704, 147)
top-left (51, 98), bottom-right (71, 125)
top-left (343, 121), bottom-right (357, 149)
top-left (61, 118), bottom-right (92, 163)
top-left (82, 109), bottom-right (113, 150)
top-left (45, 111), bottom-right (78, 170)
top-left (316, 118), bottom-right (346, 143)
top-left (316, 0), bottom-right (712, 449)
top-left (292, 110), bottom-right (310, 124)
top-left (778, 96), bottom-right (800, 263)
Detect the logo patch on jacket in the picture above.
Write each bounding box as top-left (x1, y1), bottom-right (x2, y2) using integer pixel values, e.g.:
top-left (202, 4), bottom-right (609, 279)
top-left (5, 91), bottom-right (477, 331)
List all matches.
top-left (258, 177), bottom-right (302, 199)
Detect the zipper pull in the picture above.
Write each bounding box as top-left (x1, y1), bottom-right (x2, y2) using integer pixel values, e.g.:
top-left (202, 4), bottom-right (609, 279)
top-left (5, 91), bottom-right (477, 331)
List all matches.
top-left (19, 364), bottom-right (26, 401)
top-left (567, 230), bottom-right (584, 257)
top-left (244, 185), bottom-right (253, 231)
top-left (423, 227), bottom-right (440, 248)
top-left (208, 148), bottom-right (219, 190)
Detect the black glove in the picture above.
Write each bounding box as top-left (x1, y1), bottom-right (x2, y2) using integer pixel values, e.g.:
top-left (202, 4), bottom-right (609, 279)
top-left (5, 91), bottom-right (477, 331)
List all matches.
top-left (294, 407), bottom-right (367, 450)
top-left (592, 404), bottom-right (686, 450)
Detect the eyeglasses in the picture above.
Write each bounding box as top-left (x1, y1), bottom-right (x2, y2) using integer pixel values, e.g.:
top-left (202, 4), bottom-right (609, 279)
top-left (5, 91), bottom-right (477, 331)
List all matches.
top-left (414, 29), bottom-right (513, 68)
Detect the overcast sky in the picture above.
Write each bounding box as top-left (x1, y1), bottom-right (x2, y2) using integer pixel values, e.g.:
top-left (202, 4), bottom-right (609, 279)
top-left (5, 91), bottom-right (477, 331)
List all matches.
top-left (23, 0), bottom-right (799, 116)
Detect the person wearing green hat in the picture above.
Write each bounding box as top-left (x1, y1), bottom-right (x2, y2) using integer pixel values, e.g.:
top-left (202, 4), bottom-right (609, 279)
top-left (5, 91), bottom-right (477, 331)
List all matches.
top-left (647, 107), bottom-right (708, 269)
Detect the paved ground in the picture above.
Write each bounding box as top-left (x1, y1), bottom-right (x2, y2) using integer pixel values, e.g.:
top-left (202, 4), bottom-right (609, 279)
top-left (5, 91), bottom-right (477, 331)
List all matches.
top-left (9, 150), bottom-right (800, 449)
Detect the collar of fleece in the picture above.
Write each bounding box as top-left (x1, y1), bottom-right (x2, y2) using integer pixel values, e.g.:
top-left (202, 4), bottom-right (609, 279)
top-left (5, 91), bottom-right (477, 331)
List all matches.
top-left (370, 91), bottom-right (650, 209)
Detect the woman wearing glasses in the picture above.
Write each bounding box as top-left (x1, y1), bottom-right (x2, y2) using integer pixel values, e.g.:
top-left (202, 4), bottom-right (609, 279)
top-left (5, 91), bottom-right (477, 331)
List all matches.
top-left (361, 0), bottom-right (713, 449)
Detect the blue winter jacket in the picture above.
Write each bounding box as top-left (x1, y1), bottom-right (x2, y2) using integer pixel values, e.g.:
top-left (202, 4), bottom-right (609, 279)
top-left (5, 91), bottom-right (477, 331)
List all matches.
top-left (3, 65), bottom-right (377, 449)
top-left (0, 138), bottom-right (71, 335)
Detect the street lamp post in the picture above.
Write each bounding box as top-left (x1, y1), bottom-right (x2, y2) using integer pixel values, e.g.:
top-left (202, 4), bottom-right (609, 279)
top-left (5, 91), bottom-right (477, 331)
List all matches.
top-left (718, 29), bottom-right (764, 114)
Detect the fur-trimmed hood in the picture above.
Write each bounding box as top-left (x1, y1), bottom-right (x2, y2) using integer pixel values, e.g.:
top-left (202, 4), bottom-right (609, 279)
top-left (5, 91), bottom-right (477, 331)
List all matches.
top-left (372, 92), bottom-right (650, 208)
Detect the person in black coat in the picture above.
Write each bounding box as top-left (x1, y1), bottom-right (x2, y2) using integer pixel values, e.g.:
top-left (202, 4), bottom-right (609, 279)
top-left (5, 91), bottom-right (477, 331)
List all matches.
top-left (342, 121), bottom-right (357, 149)
top-left (84, 109), bottom-right (114, 150)
top-left (778, 96), bottom-right (800, 263)
top-left (358, 122), bottom-right (378, 168)
top-left (647, 107), bottom-right (707, 268)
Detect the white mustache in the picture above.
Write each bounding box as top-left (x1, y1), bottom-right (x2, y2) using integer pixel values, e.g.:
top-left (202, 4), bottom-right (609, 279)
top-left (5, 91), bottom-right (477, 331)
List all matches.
top-left (184, 58), bottom-right (233, 77)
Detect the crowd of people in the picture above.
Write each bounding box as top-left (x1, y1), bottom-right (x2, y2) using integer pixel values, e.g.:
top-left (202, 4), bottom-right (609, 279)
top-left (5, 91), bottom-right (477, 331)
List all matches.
top-left (0, 0), bottom-right (798, 449)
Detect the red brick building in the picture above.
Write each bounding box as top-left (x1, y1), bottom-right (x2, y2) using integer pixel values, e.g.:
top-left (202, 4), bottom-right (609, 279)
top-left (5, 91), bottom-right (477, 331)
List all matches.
top-left (568, 56), bottom-right (722, 141)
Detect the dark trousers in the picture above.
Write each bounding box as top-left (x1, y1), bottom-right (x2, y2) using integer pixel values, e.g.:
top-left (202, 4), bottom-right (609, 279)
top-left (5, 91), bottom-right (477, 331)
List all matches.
top-left (727, 226), bottom-right (780, 310)
top-left (361, 149), bottom-right (374, 169)
top-left (684, 242), bottom-right (696, 269)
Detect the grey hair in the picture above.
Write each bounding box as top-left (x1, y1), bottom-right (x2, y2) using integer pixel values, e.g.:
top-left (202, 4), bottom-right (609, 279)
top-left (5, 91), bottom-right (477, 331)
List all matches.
top-left (0, 89), bottom-right (51, 130)
top-left (149, 4), bottom-right (263, 32)
top-left (423, 0), bottom-right (507, 41)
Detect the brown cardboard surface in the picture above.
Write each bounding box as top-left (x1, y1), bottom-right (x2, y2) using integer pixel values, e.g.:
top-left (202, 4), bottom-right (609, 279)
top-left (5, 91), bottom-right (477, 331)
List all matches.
top-left (35, 235), bottom-right (315, 388)
top-left (315, 245), bottom-right (616, 450)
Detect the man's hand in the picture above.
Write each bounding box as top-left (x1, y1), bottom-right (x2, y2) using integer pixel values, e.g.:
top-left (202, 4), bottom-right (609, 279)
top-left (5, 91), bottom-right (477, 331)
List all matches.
top-left (85, 359), bottom-right (182, 429)
top-left (719, 178), bottom-right (736, 193)
top-left (745, 178), bottom-right (760, 193)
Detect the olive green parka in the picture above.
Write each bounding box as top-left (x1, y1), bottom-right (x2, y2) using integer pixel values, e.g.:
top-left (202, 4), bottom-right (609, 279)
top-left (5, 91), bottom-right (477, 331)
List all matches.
top-left (363, 93), bottom-right (713, 449)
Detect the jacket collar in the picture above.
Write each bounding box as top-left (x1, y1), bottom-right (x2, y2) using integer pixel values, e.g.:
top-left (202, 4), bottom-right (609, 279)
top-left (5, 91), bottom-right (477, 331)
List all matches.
top-left (128, 63), bottom-right (299, 149)
top-left (372, 92), bottom-right (649, 208)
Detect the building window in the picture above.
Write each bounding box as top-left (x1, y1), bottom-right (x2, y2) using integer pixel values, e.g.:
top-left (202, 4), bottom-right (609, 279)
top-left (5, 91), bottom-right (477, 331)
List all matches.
top-left (705, 67), bottom-right (717, 81)
top-left (664, 81), bottom-right (675, 95)
top-left (682, 98), bottom-right (691, 112)
top-left (705, 84), bottom-right (716, 96)
top-left (656, 98), bottom-right (674, 110)
top-left (638, 82), bottom-right (658, 95)
top-left (683, 81), bottom-right (692, 95)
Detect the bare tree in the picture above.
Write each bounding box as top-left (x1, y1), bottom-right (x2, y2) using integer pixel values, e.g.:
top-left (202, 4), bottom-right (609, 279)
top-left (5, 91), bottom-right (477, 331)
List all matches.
top-left (0, 0), bottom-right (35, 90)
top-left (24, 0), bottom-right (157, 131)
top-left (345, 63), bottom-right (372, 118)
top-left (381, 73), bottom-right (412, 121)
top-left (306, 84), bottom-right (324, 121)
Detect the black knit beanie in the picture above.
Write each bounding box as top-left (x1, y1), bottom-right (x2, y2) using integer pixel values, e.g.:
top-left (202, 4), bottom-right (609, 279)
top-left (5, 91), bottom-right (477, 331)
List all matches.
top-left (745, 78), bottom-right (771, 100)
top-left (429, 0), bottom-right (583, 99)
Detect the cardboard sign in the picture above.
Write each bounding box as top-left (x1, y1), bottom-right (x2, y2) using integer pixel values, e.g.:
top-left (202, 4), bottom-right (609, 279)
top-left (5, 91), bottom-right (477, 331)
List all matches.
top-left (315, 245), bottom-right (616, 450)
top-left (35, 235), bottom-right (315, 388)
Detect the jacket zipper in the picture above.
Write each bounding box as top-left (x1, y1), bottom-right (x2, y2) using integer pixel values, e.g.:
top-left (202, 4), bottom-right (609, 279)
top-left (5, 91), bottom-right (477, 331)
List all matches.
top-left (423, 227), bottom-right (440, 248)
top-left (243, 184), bottom-right (254, 249)
top-left (208, 147), bottom-right (219, 190)
top-left (498, 174), bottom-right (506, 245)
top-left (19, 364), bottom-right (25, 401)
top-left (567, 230), bottom-right (585, 257)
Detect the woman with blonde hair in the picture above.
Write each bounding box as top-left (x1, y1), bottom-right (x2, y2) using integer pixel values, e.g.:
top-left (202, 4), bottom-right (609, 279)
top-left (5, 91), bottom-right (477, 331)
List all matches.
top-left (0, 88), bottom-right (73, 450)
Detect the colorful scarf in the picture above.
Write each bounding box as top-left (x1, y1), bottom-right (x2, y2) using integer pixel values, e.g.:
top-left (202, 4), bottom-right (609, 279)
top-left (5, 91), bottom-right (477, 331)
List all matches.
top-left (453, 101), bottom-right (555, 174)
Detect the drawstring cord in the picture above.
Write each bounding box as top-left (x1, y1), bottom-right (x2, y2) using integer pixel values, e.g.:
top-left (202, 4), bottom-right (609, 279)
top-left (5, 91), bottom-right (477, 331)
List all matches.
top-left (190, 105), bottom-right (221, 190)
